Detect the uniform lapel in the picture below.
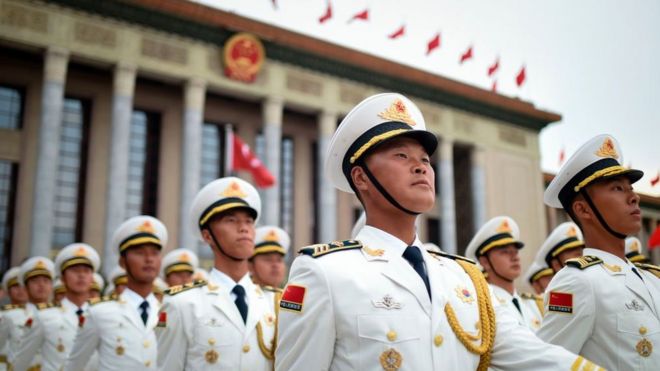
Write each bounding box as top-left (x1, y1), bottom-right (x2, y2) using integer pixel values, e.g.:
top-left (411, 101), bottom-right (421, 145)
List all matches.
top-left (210, 284), bottom-right (246, 331)
top-left (423, 250), bottom-right (449, 332)
top-left (244, 283), bottom-right (263, 336)
top-left (119, 298), bottom-right (146, 332)
top-left (380, 251), bottom-right (431, 316)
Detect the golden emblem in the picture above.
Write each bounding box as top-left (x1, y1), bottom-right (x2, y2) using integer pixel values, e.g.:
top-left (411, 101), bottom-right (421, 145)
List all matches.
top-left (205, 349), bottom-right (219, 364)
top-left (56, 340), bottom-right (65, 353)
top-left (379, 348), bottom-right (403, 371)
top-left (179, 253), bottom-right (190, 263)
top-left (137, 221), bottom-right (155, 234)
top-left (74, 246), bottom-right (88, 256)
top-left (496, 220), bottom-right (512, 233)
top-left (387, 330), bottom-right (397, 342)
top-left (265, 229), bottom-right (279, 241)
top-left (35, 260), bottom-right (46, 269)
top-left (603, 263), bottom-right (622, 272)
top-left (116, 345), bottom-right (125, 356)
top-left (378, 99), bottom-right (416, 126)
top-left (595, 137), bottom-right (619, 159)
top-left (566, 226), bottom-right (577, 237)
top-left (630, 240), bottom-right (640, 252)
top-left (222, 181), bottom-right (247, 198)
top-left (434, 334), bottom-right (443, 347)
top-left (636, 338), bottom-right (653, 357)
top-left (455, 286), bottom-right (475, 304)
top-left (363, 246), bottom-right (385, 257)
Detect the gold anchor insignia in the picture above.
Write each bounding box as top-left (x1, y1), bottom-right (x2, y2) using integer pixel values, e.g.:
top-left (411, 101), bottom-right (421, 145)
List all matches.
top-left (379, 348), bottom-right (403, 370)
top-left (636, 338), bottom-right (653, 357)
top-left (595, 137), bottom-right (619, 159)
top-left (363, 246), bottom-right (385, 257)
top-left (378, 99), bottom-right (416, 127)
top-left (205, 349), bottom-right (219, 364)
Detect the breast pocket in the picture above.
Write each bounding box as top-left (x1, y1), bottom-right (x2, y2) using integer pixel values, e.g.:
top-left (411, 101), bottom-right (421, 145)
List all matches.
top-left (357, 315), bottom-right (421, 371)
top-left (616, 313), bottom-right (659, 369)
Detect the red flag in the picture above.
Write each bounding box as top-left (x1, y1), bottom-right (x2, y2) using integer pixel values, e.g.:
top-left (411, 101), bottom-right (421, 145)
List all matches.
top-left (487, 58), bottom-right (500, 77)
top-left (349, 9), bottom-right (369, 22)
top-left (649, 225), bottom-right (660, 250)
top-left (228, 132), bottom-right (276, 188)
top-left (559, 147), bottom-right (566, 166)
top-left (388, 25), bottom-right (405, 39)
top-left (516, 65), bottom-right (527, 87)
top-left (319, 2), bottom-right (332, 24)
top-left (426, 33), bottom-right (441, 56)
top-left (459, 45), bottom-right (473, 64)
top-left (491, 80), bottom-right (497, 92)
top-left (651, 171), bottom-right (660, 187)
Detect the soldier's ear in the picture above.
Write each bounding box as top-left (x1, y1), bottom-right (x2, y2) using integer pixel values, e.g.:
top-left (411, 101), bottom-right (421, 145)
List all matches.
top-left (200, 228), bottom-right (213, 246)
top-left (118, 256), bottom-right (126, 270)
top-left (572, 197), bottom-right (591, 223)
top-left (351, 166), bottom-right (369, 192)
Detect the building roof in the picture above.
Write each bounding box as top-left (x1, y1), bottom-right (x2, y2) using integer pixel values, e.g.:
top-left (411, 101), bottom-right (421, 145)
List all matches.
top-left (52, 0), bottom-right (561, 130)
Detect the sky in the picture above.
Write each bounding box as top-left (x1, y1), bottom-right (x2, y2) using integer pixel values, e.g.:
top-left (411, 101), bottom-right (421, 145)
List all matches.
top-left (195, 0), bottom-right (660, 196)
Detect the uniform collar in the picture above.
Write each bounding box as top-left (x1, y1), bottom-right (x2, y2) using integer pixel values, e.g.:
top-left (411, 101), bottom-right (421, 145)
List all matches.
top-left (209, 268), bottom-right (253, 294)
top-left (60, 297), bottom-right (89, 312)
top-left (583, 247), bottom-right (631, 266)
top-left (357, 225), bottom-right (423, 258)
top-left (122, 287), bottom-right (158, 310)
top-left (490, 284), bottom-right (519, 301)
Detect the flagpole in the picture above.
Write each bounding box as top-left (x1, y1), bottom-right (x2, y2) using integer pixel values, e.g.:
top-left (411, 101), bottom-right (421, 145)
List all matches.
top-left (224, 124), bottom-right (234, 177)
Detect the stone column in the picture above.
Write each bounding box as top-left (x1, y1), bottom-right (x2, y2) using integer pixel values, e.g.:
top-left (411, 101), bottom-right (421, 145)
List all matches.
top-left (29, 47), bottom-right (69, 257)
top-left (439, 138), bottom-right (457, 254)
top-left (317, 111), bottom-right (337, 242)
top-left (178, 78), bottom-right (206, 252)
top-left (261, 97), bottom-right (283, 226)
top-left (470, 146), bottom-right (487, 232)
top-left (102, 63), bottom-right (136, 275)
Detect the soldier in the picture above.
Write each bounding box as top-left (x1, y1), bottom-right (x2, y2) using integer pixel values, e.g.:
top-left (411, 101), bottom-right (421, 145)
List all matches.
top-left (523, 261), bottom-right (553, 295)
top-left (626, 236), bottom-right (651, 264)
top-left (53, 278), bottom-right (66, 304)
top-left (152, 277), bottom-right (168, 303)
top-left (1, 267), bottom-right (27, 370)
top-left (105, 266), bottom-right (127, 296)
top-left (538, 134), bottom-right (660, 369)
top-left (249, 226), bottom-right (290, 288)
top-left (3, 257), bottom-right (54, 369)
top-left (90, 273), bottom-right (105, 299)
top-left (65, 215), bottom-right (165, 370)
top-left (536, 222), bottom-right (585, 273)
top-left (276, 92), bottom-right (600, 370)
top-left (156, 177), bottom-right (278, 371)
top-left (192, 268), bottom-right (209, 282)
top-left (13, 243), bottom-right (100, 371)
top-left (160, 248), bottom-right (199, 287)
top-left (466, 216), bottom-right (543, 332)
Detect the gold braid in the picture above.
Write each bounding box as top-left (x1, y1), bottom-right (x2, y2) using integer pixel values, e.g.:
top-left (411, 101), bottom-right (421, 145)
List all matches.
top-left (256, 290), bottom-right (283, 368)
top-left (444, 259), bottom-right (496, 371)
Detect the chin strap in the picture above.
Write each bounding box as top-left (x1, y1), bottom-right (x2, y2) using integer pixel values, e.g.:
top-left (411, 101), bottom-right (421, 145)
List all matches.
top-left (580, 189), bottom-right (627, 239)
top-left (356, 159), bottom-right (422, 216)
top-left (205, 226), bottom-right (246, 261)
top-left (484, 255), bottom-right (514, 283)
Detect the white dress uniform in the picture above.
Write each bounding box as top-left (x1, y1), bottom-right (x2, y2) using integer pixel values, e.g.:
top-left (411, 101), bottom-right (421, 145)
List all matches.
top-left (523, 261), bottom-right (553, 295)
top-left (538, 248), bottom-right (660, 370)
top-left (490, 285), bottom-right (543, 332)
top-left (65, 288), bottom-right (160, 370)
top-left (277, 226), bottom-right (599, 370)
top-left (156, 269), bottom-right (278, 371)
top-left (1, 267), bottom-right (22, 370)
top-left (0, 304), bottom-right (30, 370)
top-left (161, 248), bottom-right (199, 281)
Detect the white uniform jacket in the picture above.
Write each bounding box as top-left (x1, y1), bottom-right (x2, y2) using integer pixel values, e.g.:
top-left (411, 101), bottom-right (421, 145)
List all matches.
top-left (276, 226), bottom-right (601, 371)
top-left (490, 285), bottom-right (543, 332)
top-left (65, 289), bottom-right (160, 370)
top-left (156, 270), bottom-right (277, 371)
top-left (538, 247), bottom-right (660, 370)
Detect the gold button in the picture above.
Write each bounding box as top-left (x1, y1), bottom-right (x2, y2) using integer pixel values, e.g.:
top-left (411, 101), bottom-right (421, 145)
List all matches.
top-left (145, 360), bottom-right (151, 367)
top-left (143, 340), bottom-right (150, 348)
top-left (387, 330), bottom-right (397, 342)
top-left (208, 338), bottom-right (216, 346)
top-left (640, 326), bottom-right (648, 335)
top-left (434, 335), bottom-right (443, 347)
top-left (242, 344), bottom-right (250, 353)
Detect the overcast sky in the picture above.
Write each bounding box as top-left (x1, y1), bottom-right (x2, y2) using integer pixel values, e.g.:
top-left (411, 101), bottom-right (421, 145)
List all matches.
top-left (195, 0), bottom-right (660, 196)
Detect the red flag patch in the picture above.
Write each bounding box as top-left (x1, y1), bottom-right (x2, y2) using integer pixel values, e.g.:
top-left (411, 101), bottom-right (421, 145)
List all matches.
top-left (157, 311), bottom-right (167, 328)
top-left (280, 284), bottom-right (306, 313)
top-left (548, 291), bottom-right (573, 314)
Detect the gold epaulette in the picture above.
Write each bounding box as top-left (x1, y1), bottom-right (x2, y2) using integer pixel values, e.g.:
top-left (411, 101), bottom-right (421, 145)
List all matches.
top-left (89, 294), bottom-right (118, 306)
top-left (565, 255), bottom-right (602, 270)
top-left (298, 240), bottom-right (362, 258)
top-left (261, 285), bottom-right (283, 293)
top-left (519, 292), bottom-right (542, 301)
top-left (165, 279), bottom-right (207, 296)
top-left (36, 302), bottom-right (58, 310)
top-left (427, 249), bottom-right (476, 265)
top-left (2, 303), bottom-right (24, 311)
top-left (634, 263), bottom-right (660, 279)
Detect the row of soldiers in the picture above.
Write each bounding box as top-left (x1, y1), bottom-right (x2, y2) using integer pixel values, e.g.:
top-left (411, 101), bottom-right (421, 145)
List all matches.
top-left (1, 92), bottom-right (659, 370)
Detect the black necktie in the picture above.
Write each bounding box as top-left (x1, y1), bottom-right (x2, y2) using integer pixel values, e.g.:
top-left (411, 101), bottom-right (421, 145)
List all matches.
top-left (75, 308), bottom-right (83, 317)
top-left (139, 301), bottom-right (149, 325)
top-left (511, 297), bottom-right (522, 315)
top-left (632, 267), bottom-right (644, 282)
top-left (233, 285), bottom-right (248, 324)
top-left (403, 246), bottom-right (431, 300)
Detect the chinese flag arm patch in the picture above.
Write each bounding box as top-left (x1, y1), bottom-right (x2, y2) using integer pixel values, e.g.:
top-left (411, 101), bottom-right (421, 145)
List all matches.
top-left (280, 284), bottom-right (306, 313)
top-left (548, 292), bottom-right (573, 314)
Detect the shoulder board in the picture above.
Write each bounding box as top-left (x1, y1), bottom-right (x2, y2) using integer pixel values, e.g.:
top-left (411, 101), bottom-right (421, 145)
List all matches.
top-left (520, 292), bottom-right (542, 300)
top-left (298, 240), bottom-right (362, 258)
top-left (261, 285), bottom-right (283, 293)
top-left (426, 249), bottom-right (476, 265)
top-left (89, 295), bottom-right (118, 306)
top-left (565, 255), bottom-right (603, 270)
top-left (2, 303), bottom-right (24, 311)
top-left (634, 263), bottom-right (660, 278)
top-left (165, 279), bottom-right (207, 296)
top-left (36, 302), bottom-right (58, 310)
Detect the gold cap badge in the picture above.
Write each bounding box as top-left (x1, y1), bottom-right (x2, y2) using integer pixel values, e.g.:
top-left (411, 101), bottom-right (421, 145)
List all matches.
top-left (265, 229), bottom-right (279, 242)
top-left (496, 220), bottom-right (511, 233)
top-left (222, 181), bottom-right (248, 198)
top-left (595, 137), bottom-right (618, 159)
top-left (137, 221), bottom-right (155, 234)
top-left (74, 246), bottom-right (88, 257)
top-left (566, 226), bottom-right (577, 237)
top-left (378, 99), bottom-right (416, 126)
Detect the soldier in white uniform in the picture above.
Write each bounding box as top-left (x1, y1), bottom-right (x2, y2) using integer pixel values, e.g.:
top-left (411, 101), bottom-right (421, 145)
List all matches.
top-left (104, 266), bottom-right (127, 297)
top-left (276, 92), bottom-right (601, 370)
top-left (536, 222), bottom-right (585, 274)
top-left (52, 278), bottom-right (66, 304)
top-left (249, 226), bottom-right (290, 288)
top-left (523, 261), bottom-right (553, 295)
top-left (466, 216), bottom-right (543, 332)
top-left (156, 177), bottom-right (279, 371)
top-left (90, 272), bottom-right (105, 299)
top-left (13, 243), bottom-right (100, 371)
top-left (65, 215), bottom-right (165, 370)
top-left (626, 236), bottom-right (651, 264)
top-left (1, 267), bottom-right (27, 370)
top-left (161, 248), bottom-right (199, 287)
top-left (538, 134), bottom-right (660, 370)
